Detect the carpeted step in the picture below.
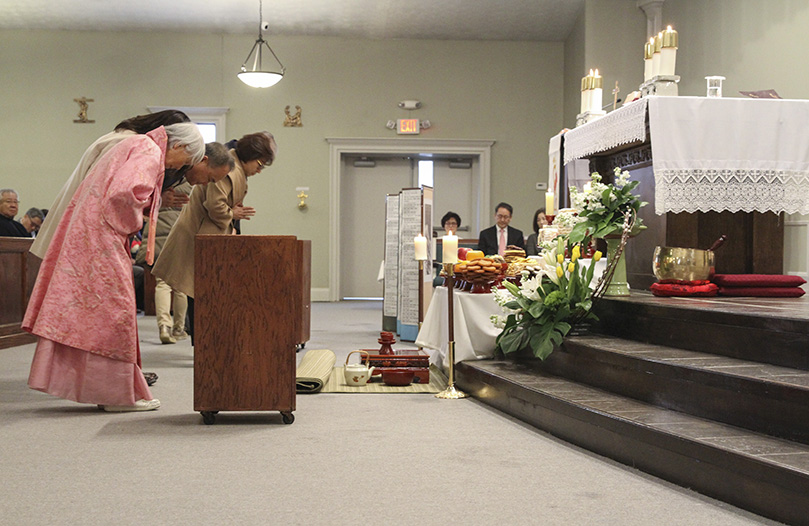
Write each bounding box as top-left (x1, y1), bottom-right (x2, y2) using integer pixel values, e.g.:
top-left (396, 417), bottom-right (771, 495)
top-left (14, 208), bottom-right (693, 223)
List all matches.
top-left (456, 359), bottom-right (809, 525)
top-left (543, 333), bottom-right (809, 445)
top-left (591, 293), bottom-right (809, 370)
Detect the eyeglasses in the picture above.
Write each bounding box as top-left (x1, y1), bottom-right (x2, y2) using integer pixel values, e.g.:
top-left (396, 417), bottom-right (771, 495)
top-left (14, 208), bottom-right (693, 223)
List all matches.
top-left (495, 214), bottom-right (511, 220)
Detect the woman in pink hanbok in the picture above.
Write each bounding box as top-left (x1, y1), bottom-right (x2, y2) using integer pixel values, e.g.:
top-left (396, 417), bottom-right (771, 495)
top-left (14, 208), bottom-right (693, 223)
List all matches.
top-left (24, 122), bottom-right (205, 412)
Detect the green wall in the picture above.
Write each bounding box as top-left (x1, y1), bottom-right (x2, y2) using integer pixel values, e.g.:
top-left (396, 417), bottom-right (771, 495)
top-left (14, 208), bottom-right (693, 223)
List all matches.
top-left (0, 30), bottom-right (564, 291)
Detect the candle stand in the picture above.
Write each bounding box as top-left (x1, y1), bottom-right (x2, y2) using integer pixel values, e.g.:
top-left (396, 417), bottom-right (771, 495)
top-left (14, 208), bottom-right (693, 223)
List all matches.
top-left (575, 110), bottom-right (606, 128)
top-left (435, 262), bottom-right (468, 399)
top-left (641, 75), bottom-right (680, 97)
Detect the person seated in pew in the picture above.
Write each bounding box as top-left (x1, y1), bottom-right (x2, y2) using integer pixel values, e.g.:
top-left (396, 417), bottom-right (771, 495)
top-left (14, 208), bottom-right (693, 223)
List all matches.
top-left (19, 208), bottom-right (44, 237)
top-left (476, 202), bottom-right (525, 256)
top-left (0, 189), bottom-right (30, 237)
top-left (524, 208), bottom-right (548, 256)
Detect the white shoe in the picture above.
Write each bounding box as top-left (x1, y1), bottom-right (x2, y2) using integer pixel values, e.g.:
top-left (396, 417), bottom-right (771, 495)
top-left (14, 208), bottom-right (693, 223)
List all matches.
top-left (101, 399), bottom-right (161, 412)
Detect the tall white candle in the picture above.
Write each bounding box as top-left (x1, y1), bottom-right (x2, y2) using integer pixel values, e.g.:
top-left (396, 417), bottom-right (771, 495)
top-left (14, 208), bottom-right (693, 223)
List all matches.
top-left (659, 25), bottom-right (678, 76)
top-left (652, 33), bottom-right (662, 78)
top-left (590, 69), bottom-right (603, 112)
top-left (644, 39), bottom-right (654, 81)
top-left (545, 191), bottom-right (555, 215)
top-left (414, 234), bottom-right (427, 260)
top-left (442, 233), bottom-right (458, 264)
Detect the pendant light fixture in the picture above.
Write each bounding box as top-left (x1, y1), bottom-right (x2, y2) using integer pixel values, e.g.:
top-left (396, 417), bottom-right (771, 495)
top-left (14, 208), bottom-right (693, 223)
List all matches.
top-left (238, 0), bottom-right (285, 88)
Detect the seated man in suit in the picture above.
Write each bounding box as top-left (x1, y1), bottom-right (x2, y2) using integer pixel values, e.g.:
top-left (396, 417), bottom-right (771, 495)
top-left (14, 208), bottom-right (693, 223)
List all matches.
top-left (477, 202), bottom-right (525, 256)
top-left (0, 189), bottom-right (30, 237)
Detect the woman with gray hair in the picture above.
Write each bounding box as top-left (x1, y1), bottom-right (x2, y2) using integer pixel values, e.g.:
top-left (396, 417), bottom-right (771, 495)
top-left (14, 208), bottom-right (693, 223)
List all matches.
top-left (31, 109), bottom-right (193, 259)
top-left (24, 122), bottom-right (204, 413)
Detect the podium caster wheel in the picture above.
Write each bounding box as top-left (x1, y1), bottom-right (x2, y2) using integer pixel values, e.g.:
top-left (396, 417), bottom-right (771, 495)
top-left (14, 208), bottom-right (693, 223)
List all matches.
top-left (201, 411), bottom-right (216, 425)
top-left (281, 412), bottom-right (295, 424)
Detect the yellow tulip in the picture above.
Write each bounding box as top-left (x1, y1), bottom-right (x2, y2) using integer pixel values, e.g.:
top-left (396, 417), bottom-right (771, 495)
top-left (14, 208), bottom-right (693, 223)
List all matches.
top-left (593, 250), bottom-right (603, 262)
top-left (556, 265), bottom-right (564, 278)
top-left (568, 262), bottom-right (575, 273)
top-left (557, 253), bottom-right (564, 264)
top-left (571, 245), bottom-right (580, 262)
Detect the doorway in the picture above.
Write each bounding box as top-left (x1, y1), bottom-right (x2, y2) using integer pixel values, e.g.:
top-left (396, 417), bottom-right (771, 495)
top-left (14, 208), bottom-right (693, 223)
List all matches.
top-left (327, 138), bottom-right (495, 301)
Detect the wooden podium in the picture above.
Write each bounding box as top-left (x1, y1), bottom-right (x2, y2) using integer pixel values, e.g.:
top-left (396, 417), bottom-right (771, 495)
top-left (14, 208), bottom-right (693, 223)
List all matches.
top-left (194, 235), bottom-right (310, 425)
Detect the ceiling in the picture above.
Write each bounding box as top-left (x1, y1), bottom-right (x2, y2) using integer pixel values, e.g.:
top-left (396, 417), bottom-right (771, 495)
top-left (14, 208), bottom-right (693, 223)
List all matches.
top-left (0, 0), bottom-right (585, 41)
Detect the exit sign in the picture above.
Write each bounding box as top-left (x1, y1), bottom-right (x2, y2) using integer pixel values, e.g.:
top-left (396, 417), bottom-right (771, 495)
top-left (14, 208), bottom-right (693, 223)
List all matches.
top-left (397, 118), bottom-right (420, 135)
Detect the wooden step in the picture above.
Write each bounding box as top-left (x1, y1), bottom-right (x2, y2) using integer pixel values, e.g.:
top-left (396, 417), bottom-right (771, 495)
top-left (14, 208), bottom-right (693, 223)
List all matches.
top-left (591, 293), bottom-right (809, 370)
top-left (457, 359), bottom-right (809, 525)
top-left (547, 333), bottom-right (809, 444)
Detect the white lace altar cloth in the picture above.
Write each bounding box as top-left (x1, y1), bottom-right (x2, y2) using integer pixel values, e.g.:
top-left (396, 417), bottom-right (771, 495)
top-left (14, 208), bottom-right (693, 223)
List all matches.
top-left (650, 96), bottom-right (809, 215)
top-left (563, 97), bottom-right (649, 165)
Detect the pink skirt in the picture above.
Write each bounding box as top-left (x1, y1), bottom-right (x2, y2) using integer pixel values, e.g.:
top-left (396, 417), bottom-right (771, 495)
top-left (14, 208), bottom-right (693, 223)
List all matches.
top-left (28, 338), bottom-right (153, 406)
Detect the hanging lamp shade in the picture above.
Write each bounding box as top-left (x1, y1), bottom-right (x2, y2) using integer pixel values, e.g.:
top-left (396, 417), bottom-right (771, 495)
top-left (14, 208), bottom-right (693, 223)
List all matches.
top-left (238, 1), bottom-right (285, 88)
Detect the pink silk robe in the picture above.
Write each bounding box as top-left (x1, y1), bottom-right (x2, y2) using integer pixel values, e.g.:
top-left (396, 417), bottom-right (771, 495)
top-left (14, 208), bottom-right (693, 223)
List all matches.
top-left (24, 128), bottom-right (166, 405)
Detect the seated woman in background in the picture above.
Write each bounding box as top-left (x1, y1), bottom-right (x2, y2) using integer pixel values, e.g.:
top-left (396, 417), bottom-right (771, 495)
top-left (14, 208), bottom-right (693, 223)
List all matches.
top-left (441, 211), bottom-right (461, 234)
top-left (25, 123), bottom-right (205, 412)
top-left (524, 208), bottom-right (548, 256)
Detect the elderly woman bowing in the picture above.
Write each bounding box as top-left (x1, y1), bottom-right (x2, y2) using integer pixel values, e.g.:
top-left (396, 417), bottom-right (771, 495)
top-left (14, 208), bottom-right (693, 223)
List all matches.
top-left (24, 122), bottom-right (205, 412)
top-left (153, 131), bottom-right (277, 343)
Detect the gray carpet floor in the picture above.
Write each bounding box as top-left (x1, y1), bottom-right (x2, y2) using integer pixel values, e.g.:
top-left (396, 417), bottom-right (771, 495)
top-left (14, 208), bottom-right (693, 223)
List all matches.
top-left (1, 301), bottom-right (779, 525)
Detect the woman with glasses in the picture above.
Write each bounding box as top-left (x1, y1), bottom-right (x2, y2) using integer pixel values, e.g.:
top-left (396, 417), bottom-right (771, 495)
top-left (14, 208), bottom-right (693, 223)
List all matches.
top-left (153, 131), bottom-right (277, 343)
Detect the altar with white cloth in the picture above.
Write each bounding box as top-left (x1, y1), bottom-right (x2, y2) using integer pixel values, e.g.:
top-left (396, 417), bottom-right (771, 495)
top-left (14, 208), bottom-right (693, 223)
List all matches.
top-left (559, 95), bottom-right (809, 285)
top-left (415, 286), bottom-right (500, 368)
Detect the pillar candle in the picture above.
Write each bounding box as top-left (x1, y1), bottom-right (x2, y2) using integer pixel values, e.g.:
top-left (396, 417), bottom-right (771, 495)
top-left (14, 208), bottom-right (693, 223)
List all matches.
top-left (545, 191), bottom-right (555, 215)
top-left (590, 70), bottom-right (603, 113)
top-left (644, 39), bottom-right (654, 81)
top-left (652, 33), bottom-right (662, 78)
top-left (414, 234), bottom-right (427, 260)
top-left (659, 25), bottom-right (678, 76)
top-left (442, 233), bottom-right (458, 264)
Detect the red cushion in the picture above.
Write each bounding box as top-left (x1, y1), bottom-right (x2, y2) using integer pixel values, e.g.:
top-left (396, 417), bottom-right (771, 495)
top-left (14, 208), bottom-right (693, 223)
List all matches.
top-left (651, 282), bottom-right (719, 297)
top-left (718, 286), bottom-right (805, 297)
top-left (712, 274), bottom-right (806, 288)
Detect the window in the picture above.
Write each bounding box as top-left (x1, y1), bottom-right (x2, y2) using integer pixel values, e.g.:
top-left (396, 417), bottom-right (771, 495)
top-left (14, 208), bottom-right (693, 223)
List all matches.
top-left (418, 160), bottom-right (434, 188)
top-left (147, 106), bottom-right (228, 143)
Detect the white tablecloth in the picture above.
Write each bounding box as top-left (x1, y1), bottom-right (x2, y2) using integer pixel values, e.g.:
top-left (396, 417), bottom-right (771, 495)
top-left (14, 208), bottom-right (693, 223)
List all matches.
top-left (563, 97), bottom-right (649, 165)
top-left (649, 96), bottom-right (809, 215)
top-left (415, 287), bottom-right (500, 368)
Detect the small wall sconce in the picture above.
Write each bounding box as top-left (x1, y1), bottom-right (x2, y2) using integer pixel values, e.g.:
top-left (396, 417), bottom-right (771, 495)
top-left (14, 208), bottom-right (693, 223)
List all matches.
top-left (296, 186), bottom-right (309, 209)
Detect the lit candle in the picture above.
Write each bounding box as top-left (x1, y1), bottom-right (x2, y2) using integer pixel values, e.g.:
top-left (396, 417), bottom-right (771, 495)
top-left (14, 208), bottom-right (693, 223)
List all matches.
top-left (590, 69), bottom-right (603, 112)
top-left (580, 71), bottom-right (592, 114)
top-left (644, 38), bottom-right (654, 81)
top-left (652, 32), bottom-right (662, 78)
top-left (414, 234), bottom-right (427, 260)
top-left (659, 25), bottom-right (678, 76)
top-left (442, 232), bottom-right (458, 264)
top-left (545, 191), bottom-right (555, 215)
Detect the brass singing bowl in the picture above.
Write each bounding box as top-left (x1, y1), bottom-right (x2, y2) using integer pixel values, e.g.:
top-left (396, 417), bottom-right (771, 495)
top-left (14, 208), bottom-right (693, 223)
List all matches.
top-left (652, 246), bottom-right (715, 281)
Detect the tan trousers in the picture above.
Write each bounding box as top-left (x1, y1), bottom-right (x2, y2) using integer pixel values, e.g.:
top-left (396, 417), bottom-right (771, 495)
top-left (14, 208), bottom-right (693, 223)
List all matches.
top-left (155, 276), bottom-right (187, 332)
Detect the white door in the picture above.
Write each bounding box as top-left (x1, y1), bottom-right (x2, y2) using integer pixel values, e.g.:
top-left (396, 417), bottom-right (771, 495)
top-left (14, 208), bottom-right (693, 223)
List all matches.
top-left (340, 156), bottom-right (414, 299)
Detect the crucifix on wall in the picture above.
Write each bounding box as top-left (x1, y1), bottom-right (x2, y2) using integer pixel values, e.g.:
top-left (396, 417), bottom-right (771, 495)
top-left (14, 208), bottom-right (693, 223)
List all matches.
top-left (73, 97), bottom-right (95, 123)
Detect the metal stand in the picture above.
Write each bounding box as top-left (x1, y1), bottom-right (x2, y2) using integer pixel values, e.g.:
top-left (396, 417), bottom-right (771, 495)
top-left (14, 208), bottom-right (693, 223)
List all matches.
top-left (435, 263), bottom-right (468, 399)
top-left (640, 75), bottom-right (680, 97)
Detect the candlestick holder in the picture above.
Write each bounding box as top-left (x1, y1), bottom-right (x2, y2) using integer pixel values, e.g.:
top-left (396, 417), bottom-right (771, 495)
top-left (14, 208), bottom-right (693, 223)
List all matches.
top-left (544, 214), bottom-right (556, 225)
top-left (640, 75), bottom-right (680, 98)
top-left (435, 262), bottom-right (468, 399)
top-left (575, 110), bottom-right (606, 128)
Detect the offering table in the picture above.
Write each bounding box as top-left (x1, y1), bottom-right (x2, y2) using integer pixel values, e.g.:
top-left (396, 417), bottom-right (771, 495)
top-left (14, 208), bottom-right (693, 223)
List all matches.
top-left (415, 286), bottom-right (500, 368)
top-left (562, 96), bottom-right (809, 289)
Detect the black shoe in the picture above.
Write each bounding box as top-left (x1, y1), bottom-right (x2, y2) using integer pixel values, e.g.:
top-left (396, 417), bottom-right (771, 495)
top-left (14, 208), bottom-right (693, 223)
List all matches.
top-left (143, 372), bottom-right (158, 386)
